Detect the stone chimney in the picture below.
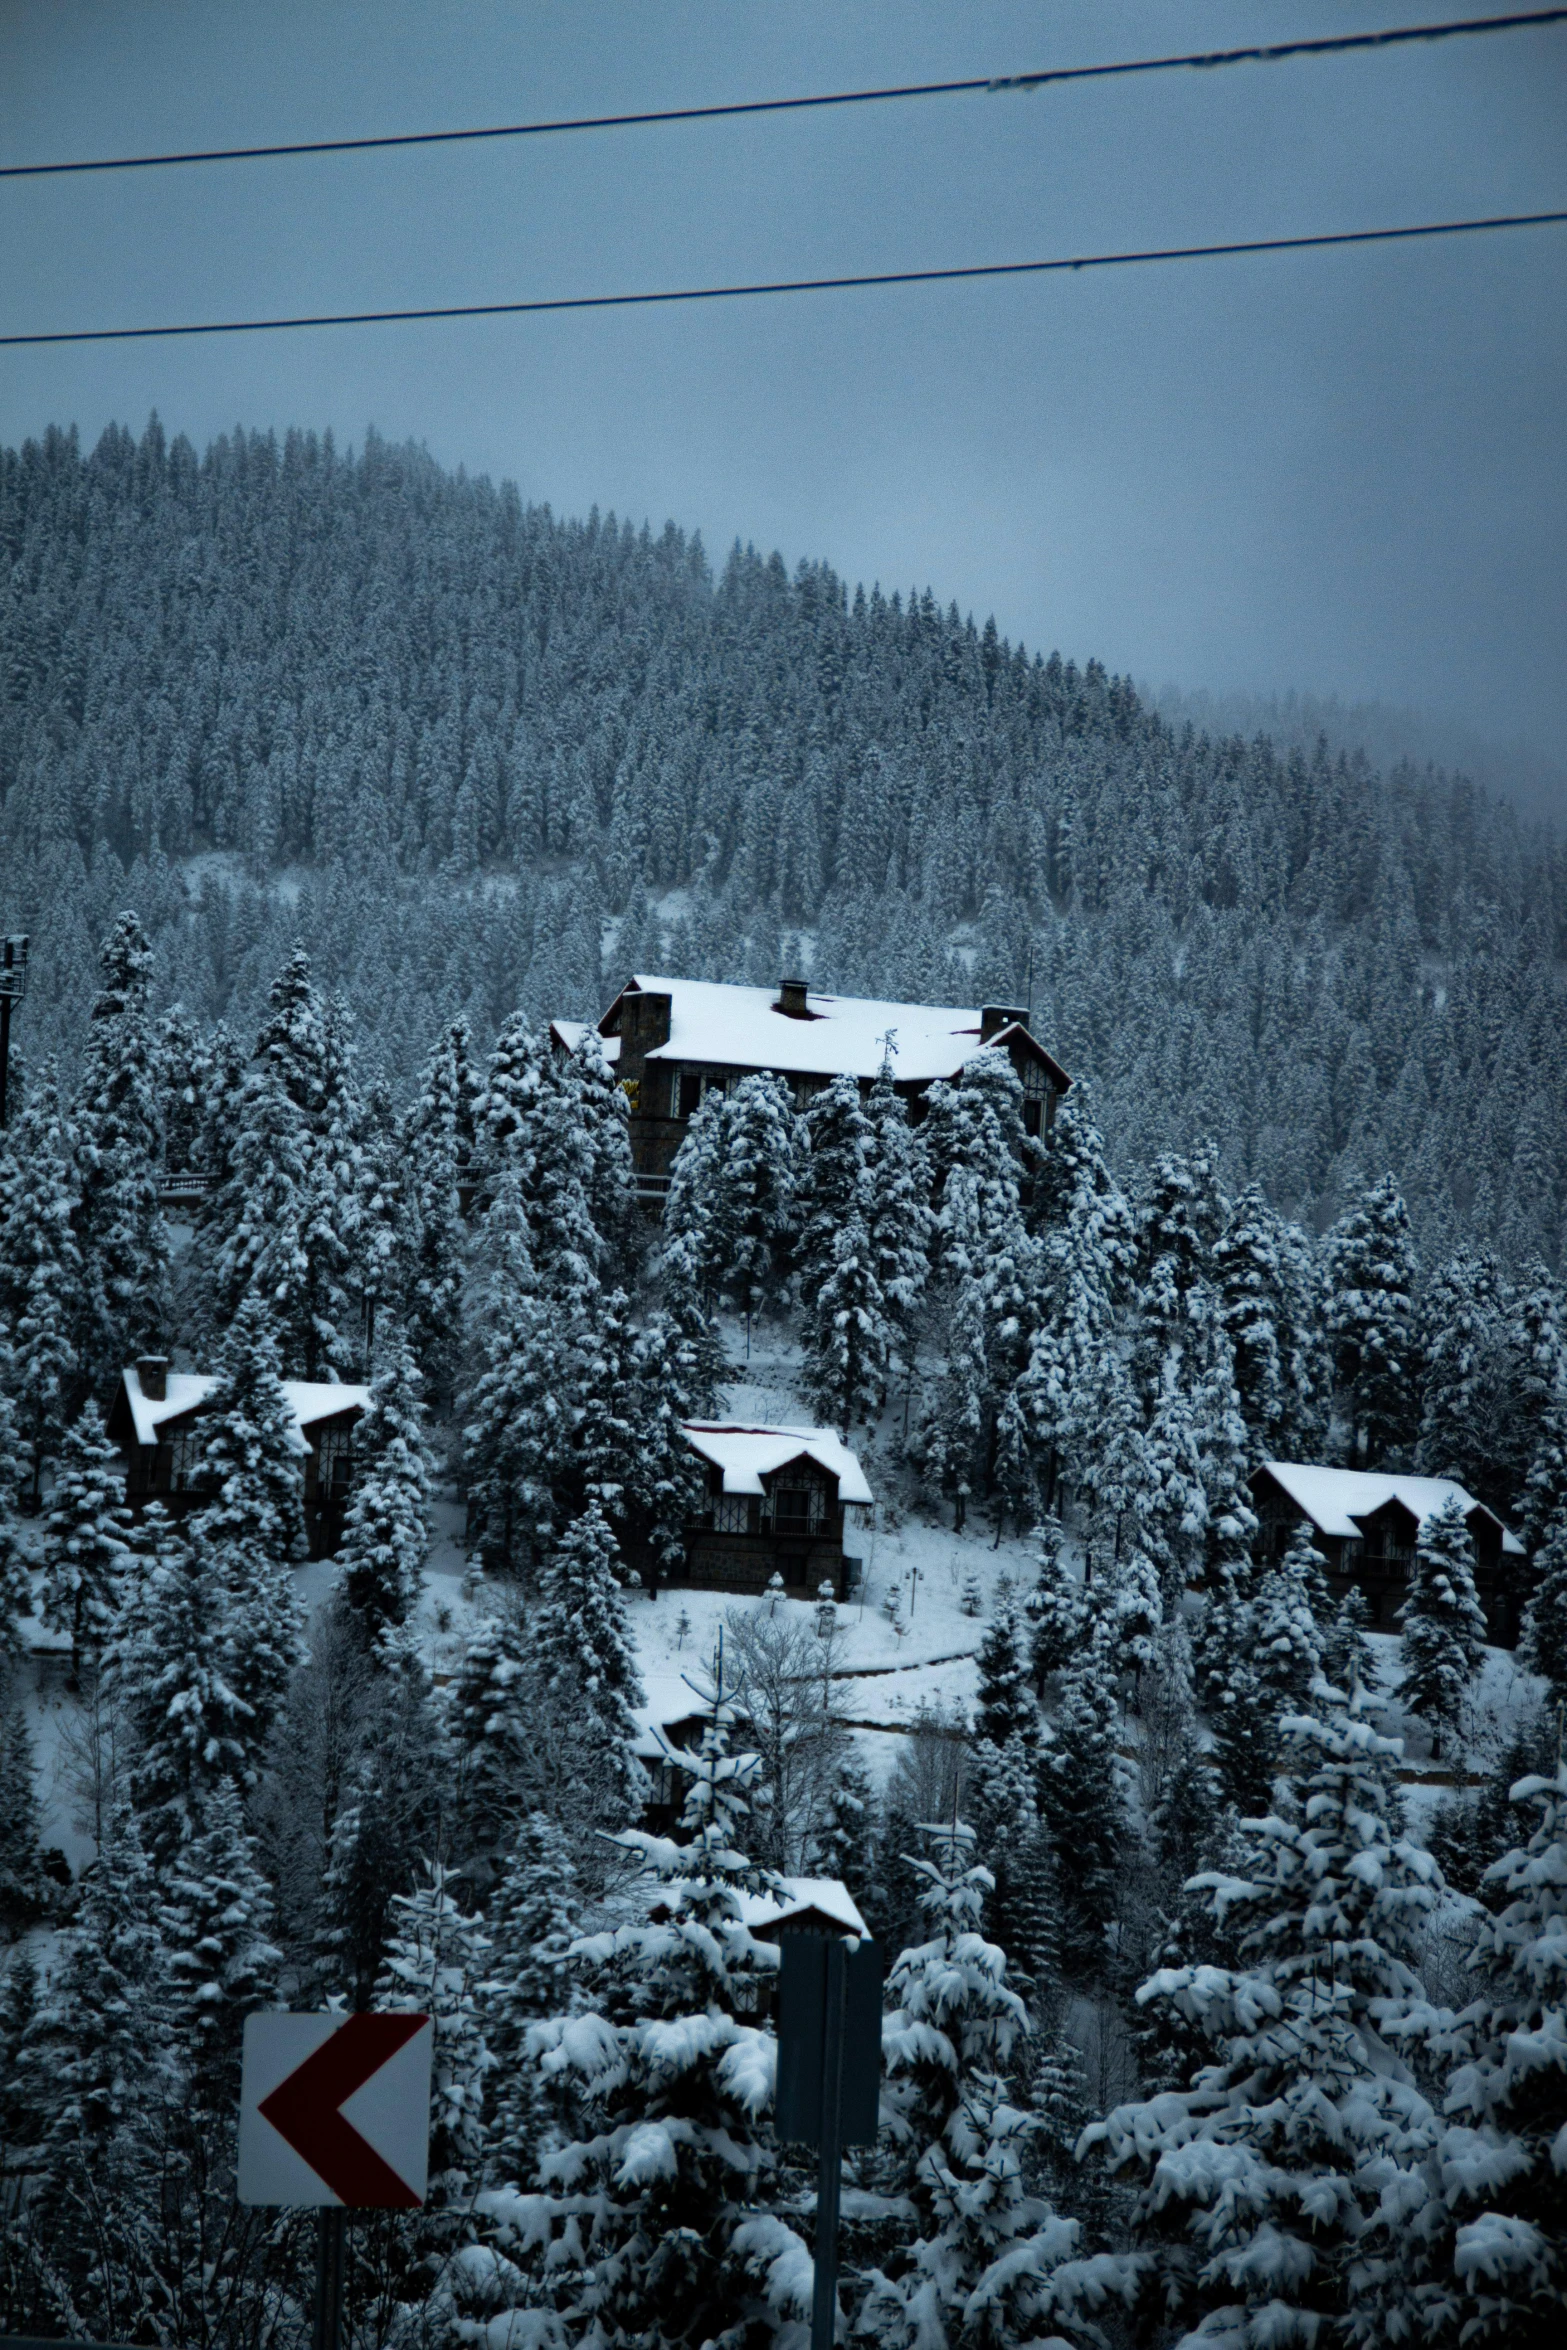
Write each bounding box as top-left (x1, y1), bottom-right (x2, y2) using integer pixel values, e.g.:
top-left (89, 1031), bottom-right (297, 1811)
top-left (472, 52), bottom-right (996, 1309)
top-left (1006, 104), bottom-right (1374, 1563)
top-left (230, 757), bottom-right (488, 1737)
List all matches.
top-left (980, 1004), bottom-right (1027, 1042)
top-left (137, 1354), bottom-right (168, 1402)
top-left (776, 978), bottom-right (810, 1018)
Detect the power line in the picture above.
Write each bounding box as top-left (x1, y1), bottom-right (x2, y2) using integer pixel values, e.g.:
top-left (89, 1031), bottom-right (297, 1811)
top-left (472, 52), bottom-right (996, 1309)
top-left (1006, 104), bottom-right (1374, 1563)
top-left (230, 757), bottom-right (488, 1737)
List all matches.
top-left (3, 209), bottom-right (1562, 348)
top-left (2, 9), bottom-right (1562, 181)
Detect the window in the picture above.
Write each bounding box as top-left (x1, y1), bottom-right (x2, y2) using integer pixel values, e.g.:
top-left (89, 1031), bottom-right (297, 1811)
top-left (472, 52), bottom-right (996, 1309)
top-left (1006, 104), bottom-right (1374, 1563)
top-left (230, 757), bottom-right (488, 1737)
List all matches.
top-left (712, 1493), bottom-right (755, 1535)
top-left (678, 1071), bottom-right (702, 1118)
top-left (1023, 1098), bottom-right (1042, 1136)
top-left (317, 1424), bottom-right (353, 1496)
top-left (772, 1485), bottom-right (821, 1535)
top-left (162, 1425), bottom-right (207, 1493)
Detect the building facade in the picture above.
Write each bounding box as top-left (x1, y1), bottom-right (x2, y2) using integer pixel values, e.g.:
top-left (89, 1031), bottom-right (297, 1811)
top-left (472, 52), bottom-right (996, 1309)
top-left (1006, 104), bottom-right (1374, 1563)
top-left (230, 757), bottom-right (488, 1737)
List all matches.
top-left (552, 973), bottom-right (1071, 1198)
top-left (675, 1422), bottom-right (873, 1602)
top-left (1250, 1460), bottom-right (1529, 1647)
top-left (107, 1356), bottom-right (370, 1559)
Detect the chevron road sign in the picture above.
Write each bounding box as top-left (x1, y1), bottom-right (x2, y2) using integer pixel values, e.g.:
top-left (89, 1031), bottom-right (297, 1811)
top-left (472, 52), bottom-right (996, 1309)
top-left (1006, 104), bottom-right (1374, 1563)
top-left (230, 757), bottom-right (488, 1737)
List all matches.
top-left (238, 2012), bottom-right (433, 2208)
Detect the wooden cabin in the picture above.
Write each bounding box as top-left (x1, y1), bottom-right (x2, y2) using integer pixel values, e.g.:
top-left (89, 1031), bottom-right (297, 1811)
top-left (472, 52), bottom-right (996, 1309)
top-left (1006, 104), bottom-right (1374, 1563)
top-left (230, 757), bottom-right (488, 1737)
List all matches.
top-left (1250, 1461), bottom-right (1528, 1647)
top-left (551, 974), bottom-right (1071, 1203)
top-left (675, 1422), bottom-right (873, 1603)
top-left (106, 1355), bottom-right (370, 1559)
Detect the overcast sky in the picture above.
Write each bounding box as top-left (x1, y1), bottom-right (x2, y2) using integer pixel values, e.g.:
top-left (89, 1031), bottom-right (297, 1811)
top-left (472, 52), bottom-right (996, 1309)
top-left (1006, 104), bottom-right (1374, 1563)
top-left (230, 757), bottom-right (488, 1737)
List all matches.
top-left (3, 1), bottom-right (1564, 792)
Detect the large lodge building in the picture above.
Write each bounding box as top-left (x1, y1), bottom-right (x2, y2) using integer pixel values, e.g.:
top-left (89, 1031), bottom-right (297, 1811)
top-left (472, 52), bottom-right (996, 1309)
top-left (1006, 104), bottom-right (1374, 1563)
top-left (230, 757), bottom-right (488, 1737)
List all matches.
top-left (552, 973), bottom-right (1072, 1202)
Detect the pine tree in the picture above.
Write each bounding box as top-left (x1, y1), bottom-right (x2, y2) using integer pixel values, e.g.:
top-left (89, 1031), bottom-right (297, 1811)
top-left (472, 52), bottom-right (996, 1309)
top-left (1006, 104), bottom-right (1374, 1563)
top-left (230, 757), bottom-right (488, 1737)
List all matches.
top-left (1370, 1763), bottom-right (1567, 2345)
top-left (1252, 1549), bottom-right (1324, 1720)
top-left (157, 1775), bottom-right (280, 2106)
top-left (114, 1511), bottom-right (255, 1868)
top-left (1518, 1503), bottom-right (1567, 1707)
top-left (0, 1672), bottom-right (54, 1931)
top-left (461, 1164), bottom-right (547, 1571)
top-left (1214, 1182), bottom-right (1290, 1454)
top-left (1024, 1514), bottom-right (1081, 1687)
top-left (71, 911), bottom-right (171, 1397)
top-left (375, 1859), bottom-right (493, 2181)
top-left (1322, 1581), bottom-right (1378, 1698)
top-left (1416, 1245), bottom-right (1513, 1508)
top-left (401, 1016), bottom-right (477, 1409)
top-left (715, 1070), bottom-right (797, 1326)
top-left (814, 1738), bottom-right (878, 1919)
top-left (795, 1072), bottom-right (874, 1310)
top-left (338, 1319), bottom-right (432, 1645)
top-left (476, 1679), bottom-right (808, 2349)
top-left (661, 1084), bottom-right (732, 1309)
top-left (193, 1293), bottom-right (309, 1563)
top-left (863, 1820), bottom-right (1105, 2350)
top-left (533, 1496), bottom-right (645, 1785)
top-left (1037, 1609), bottom-right (1123, 1971)
top-left (1325, 1174), bottom-right (1421, 1464)
top-left (448, 1605), bottom-right (541, 1853)
top-left (802, 1202), bottom-right (892, 1434)
top-left (862, 1056), bottom-right (934, 1361)
top-left (1087, 1690), bottom-right (1442, 2348)
top-left (1513, 1265), bottom-right (1567, 1551)
top-left (483, 1812), bottom-right (582, 2183)
top-left (0, 1066), bottom-right (83, 1499)
top-left (40, 1401), bottom-right (134, 1662)
top-left (1400, 1493), bottom-right (1489, 1754)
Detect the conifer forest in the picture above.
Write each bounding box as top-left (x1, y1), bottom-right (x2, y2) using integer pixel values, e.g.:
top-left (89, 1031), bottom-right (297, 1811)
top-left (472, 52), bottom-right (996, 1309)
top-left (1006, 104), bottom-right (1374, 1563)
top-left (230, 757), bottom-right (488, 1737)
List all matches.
top-left (1, 420), bottom-right (1565, 2348)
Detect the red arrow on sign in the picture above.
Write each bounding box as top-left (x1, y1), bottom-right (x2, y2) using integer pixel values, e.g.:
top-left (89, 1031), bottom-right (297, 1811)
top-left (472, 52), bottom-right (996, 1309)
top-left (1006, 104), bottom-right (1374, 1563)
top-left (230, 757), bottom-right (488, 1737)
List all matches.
top-left (258, 2013), bottom-right (428, 2207)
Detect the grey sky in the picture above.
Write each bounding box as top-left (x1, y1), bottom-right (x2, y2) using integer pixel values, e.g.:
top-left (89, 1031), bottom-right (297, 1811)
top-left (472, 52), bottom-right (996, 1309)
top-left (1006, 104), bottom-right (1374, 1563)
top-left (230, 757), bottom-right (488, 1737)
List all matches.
top-left (3, 2), bottom-right (1564, 792)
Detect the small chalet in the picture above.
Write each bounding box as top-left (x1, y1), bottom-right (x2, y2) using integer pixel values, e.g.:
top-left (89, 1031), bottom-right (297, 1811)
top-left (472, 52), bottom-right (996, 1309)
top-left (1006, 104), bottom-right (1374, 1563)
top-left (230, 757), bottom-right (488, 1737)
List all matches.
top-left (1250, 1461), bottom-right (1528, 1647)
top-left (106, 1355), bottom-right (371, 1560)
top-left (552, 973), bottom-right (1071, 1197)
top-left (675, 1422), bottom-right (873, 1602)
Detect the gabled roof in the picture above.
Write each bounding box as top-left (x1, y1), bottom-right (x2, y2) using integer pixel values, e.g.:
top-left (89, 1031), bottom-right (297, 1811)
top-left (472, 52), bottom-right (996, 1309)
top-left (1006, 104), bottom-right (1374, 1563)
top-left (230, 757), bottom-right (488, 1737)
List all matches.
top-left (681, 1422), bottom-right (874, 1507)
top-left (581, 974), bottom-right (1069, 1090)
top-left (1258, 1462), bottom-right (1524, 1556)
top-left (119, 1364), bottom-right (370, 1450)
top-left (737, 1878), bottom-right (870, 1941)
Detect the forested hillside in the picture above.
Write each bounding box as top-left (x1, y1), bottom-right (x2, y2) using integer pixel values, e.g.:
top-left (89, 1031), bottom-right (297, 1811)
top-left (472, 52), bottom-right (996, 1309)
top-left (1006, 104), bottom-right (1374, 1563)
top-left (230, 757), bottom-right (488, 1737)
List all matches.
top-left (3, 416), bottom-right (1564, 1264)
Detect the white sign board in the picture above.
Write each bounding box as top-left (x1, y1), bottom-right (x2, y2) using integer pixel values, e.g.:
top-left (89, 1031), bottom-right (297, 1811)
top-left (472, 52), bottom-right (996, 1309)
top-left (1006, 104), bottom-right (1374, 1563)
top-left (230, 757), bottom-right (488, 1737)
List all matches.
top-left (238, 2011), bottom-right (432, 2208)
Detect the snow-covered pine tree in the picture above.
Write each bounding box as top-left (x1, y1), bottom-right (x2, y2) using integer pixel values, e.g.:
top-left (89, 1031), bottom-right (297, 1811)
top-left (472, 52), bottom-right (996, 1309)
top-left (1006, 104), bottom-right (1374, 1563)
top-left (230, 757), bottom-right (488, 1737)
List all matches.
top-left (401, 1016), bottom-right (477, 1409)
top-left (1518, 1503), bottom-right (1567, 1708)
top-left (715, 1069), bottom-right (797, 1328)
top-left (1322, 1580), bottom-right (1378, 1697)
top-left (803, 1202), bottom-right (892, 1434)
top-left (1087, 1688), bottom-right (1442, 2348)
top-left (461, 1163), bottom-right (547, 1572)
top-left (193, 1292), bottom-right (309, 1562)
top-left (113, 1509), bottom-right (254, 1868)
top-left (338, 1318), bottom-right (432, 1646)
top-left (661, 1083), bottom-right (732, 1310)
top-left (1037, 1607), bottom-right (1124, 1971)
top-left (533, 1496), bottom-right (645, 1791)
top-left (814, 1737), bottom-right (878, 1921)
top-left (1512, 1263), bottom-right (1567, 1551)
top-left (795, 1071), bottom-right (874, 1311)
top-left (1252, 1547), bottom-right (1325, 1720)
top-left (0, 1373), bottom-right (32, 1658)
top-left (157, 1774), bottom-right (280, 2106)
top-left (0, 1670), bottom-right (55, 1931)
top-left (863, 1818), bottom-right (1114, 2350)
top-left (862, 1055), bottom-right (934, 1362)
top-left (205, 952), bottom-right (321, 1360)
top-left (1325, 1173), bottom-right (1421, 1464)
top-left (1378, 1762), bottom-right (1567, 2344)
top-left (374, 1858), bottom-right (492, 2182)
top-left (1133, 1145), bottom-right (1226, 1399)
top-left (563, 1027), bottom-right (641, 1288)
top-left (1416, 1245), bottom-right (1514, 1509)
top-left (621, 1309), bottom-right (709, 1586)
top-left (40, 1400), bottom-right (135, 1664)
top-left (0, 1066), bottom-right (82, 1499)
top-left (1214, 1181), bottom-right (1292, 1455)
top-left (1024, 1513), bottom-right (1082, 1687)
top-left (70, 912), bottom-right (171, 1397)
top-left (473, 1677), bottom-right (807, 2350)
top-left (483, 1810), bottom-right (582, 2183)
top-left (1400, 1493), bottom-right (1489, 1755)
top-left (448, 1604), bottom-right (541, 1854)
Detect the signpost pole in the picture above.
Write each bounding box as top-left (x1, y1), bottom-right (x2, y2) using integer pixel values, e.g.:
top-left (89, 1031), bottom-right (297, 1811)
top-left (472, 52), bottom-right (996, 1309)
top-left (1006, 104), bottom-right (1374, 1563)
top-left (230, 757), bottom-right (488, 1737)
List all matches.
top-left (810, 1936), bottom-right (848, 2350)
top-left (313, 2207), bottom-right (347, 2350)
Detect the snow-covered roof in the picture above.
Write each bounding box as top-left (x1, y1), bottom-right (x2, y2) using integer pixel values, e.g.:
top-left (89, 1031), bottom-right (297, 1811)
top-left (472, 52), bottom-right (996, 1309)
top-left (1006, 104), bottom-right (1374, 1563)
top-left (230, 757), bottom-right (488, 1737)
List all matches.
top-left (681, 1423), bottom-right (874, 1507)
top-left (120, 1364), bottom-right (370, 1449)
top-left (1259, 1462), bottom-right (1524, 1556)
top-left (738, 1878), bottom-right (870, 1940)
top-left (550, 1020), bottom-right (621, 1064)
top-left (593, 975), bottom-right (1069, 1089)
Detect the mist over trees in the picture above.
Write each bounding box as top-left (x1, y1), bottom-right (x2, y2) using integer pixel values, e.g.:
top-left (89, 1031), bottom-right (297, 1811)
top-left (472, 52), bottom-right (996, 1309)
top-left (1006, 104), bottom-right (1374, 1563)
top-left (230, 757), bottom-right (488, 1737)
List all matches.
top-left (4, 417), bottom-right (1565, 1266)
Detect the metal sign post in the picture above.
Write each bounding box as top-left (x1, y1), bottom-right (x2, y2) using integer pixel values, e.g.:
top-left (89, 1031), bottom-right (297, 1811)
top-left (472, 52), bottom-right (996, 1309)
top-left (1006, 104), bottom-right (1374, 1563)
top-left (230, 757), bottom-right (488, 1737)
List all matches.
top-left (0, 935), bottom-right (28, 1129)
top-left (238, 2011), bottom-right (433, 2350)
top-left (776, 1934), bottom-right (881, 2350)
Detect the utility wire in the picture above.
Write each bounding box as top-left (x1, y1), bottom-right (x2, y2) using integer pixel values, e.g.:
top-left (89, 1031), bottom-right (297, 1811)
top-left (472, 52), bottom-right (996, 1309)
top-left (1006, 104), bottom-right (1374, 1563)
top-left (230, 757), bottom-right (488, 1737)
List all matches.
top-left (3, 209), bottom-right (1562, 347)
top-left (2, 9), bottom-right (1562, 180)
